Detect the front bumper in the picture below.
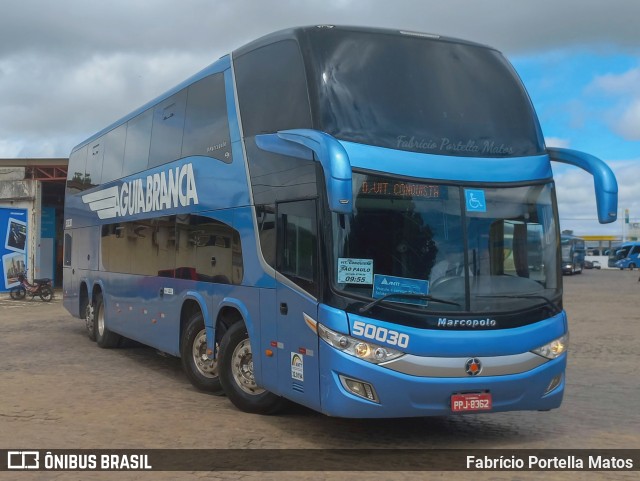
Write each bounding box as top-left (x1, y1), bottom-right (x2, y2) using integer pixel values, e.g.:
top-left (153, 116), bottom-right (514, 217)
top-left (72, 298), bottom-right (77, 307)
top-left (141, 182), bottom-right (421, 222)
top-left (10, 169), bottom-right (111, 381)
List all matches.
top-left (319, 343), bottom-right (566, 418)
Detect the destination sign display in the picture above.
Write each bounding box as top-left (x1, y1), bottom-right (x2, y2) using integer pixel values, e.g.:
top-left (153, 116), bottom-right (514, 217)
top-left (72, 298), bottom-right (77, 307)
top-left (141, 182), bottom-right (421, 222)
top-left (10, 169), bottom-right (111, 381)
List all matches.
top-left (359, 180), bottom-right (440, 199)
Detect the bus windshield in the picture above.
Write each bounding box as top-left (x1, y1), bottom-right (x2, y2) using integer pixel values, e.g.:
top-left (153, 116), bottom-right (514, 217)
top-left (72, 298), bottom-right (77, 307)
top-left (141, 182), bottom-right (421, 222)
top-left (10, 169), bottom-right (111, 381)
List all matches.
top-left (332, 173), bottom-right (560, 317)
top-left (305, 29), bottom-right (545, 157)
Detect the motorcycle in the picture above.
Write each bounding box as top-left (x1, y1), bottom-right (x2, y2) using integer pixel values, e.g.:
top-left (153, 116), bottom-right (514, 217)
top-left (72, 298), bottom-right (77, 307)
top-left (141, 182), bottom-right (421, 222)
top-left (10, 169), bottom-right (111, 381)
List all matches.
top-left (9, 272), bottom-right (54, 302)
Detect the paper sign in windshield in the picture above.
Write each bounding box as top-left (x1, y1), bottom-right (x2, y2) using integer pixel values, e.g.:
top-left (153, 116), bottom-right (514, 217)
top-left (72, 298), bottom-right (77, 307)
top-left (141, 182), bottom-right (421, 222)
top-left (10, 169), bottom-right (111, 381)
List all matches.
top-left (372, 274), bottom-right (429, 305)
top-left (338, 258), bottom-right (373, 284)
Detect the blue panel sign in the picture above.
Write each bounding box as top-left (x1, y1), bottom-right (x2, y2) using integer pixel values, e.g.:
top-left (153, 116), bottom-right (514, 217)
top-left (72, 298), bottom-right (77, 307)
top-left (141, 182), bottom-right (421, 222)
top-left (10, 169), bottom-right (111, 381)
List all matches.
top-left (0, 208), bottom-right (28, 292)
top-left (41, 207), bottom-right (56, 239)
top-left (465, 189), bottom-right (487, 212)
top-left (372, 274), bottom-right (429, 305)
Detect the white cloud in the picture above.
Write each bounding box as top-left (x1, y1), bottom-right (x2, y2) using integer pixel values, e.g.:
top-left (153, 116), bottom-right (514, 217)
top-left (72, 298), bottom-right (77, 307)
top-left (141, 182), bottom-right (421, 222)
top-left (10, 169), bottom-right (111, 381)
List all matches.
top-left (588, 67), bottom-right (640, 140)
top-left (554, 159), bottom-right (640, 235)
top-left (589, 67), bottom-right (640, 94)
top-left (0, 51), bottom-right (209, 156)
top-left (615, 99), bottom-right (640, 140)
top-left (1, 0), bottom-right (639, 159)
top-left (0, 139), bottom-right (25, 158)
top-left (545, 137), bottom-right (571, 148)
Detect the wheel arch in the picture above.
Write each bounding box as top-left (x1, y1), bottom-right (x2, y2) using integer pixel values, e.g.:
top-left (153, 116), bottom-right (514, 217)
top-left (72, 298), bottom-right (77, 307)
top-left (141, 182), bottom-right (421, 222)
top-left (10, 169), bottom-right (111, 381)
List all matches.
top-left (180, 298), bottom-right (203, 354)
top-left (79, 281), bottom-right (90, 318)
top-left (215, 298), bottom-right (253, 349)
top-left (89, 280), bottom-right (106, 304)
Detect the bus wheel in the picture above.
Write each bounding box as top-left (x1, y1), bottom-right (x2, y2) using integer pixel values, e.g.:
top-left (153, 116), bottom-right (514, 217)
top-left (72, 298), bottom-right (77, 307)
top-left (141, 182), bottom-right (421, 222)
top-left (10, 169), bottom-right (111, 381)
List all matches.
top-left (181, 312), bottom-right (224, 394)
top-left (219, 322), bottom-right (284, 414)
top-left (85, 301), bottom-right (97, 342)
top-left (95, 293), bottom-right (121, 348)
top-left (629, 263), bottom-right (636, 270)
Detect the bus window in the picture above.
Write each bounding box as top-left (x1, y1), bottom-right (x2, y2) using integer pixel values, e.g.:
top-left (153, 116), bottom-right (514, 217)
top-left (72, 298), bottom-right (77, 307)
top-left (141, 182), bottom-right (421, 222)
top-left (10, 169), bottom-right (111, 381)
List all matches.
top-left (85, 140), bottom-right (104, 189)
top-left (123, 109), bottom-right (153, 177)
top-left (277, 199), bottom-right (318, 296)
top-left (182, 73), bottom-right (232, 163)
top-left (234, 40), bottom-right (312, 136)
top-left (149, 90), bottom-right (187, 168)
top-left (102, 123), bottom-right (127, 183)
top-left (63, 233), bottom-right (72, 267)
top-left (66, 146), bottom-right (88, 194)
top-left (175, 214), bottom-right (243, 284)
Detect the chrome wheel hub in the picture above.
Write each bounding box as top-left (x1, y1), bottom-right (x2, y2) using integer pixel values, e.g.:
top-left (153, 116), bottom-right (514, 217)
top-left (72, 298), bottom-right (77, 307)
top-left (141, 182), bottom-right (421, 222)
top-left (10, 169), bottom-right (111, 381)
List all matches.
top-left (231, 339), bottom-right (264, 395)
top-left (192, 329), bottom-right (217, 378)
top-left (97, 303), bottom-right (105, 337)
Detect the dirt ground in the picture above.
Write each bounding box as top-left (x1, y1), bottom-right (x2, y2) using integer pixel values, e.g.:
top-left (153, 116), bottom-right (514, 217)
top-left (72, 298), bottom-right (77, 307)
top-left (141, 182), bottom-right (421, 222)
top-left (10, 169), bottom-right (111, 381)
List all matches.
top-left (0, 268), bottom-right (638, 480)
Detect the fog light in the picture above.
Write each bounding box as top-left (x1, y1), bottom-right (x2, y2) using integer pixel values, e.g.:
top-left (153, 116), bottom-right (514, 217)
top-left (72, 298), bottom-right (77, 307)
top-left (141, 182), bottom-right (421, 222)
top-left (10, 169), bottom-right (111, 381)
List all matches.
top-left (339, 375), bottom-right (379, 403)
top-left (544, 374), bottom-right (563, 394)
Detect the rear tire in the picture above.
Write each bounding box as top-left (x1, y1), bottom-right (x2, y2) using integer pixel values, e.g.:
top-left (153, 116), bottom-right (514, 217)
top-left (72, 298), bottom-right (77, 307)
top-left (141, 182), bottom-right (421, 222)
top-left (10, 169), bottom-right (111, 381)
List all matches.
top-left (219, 322), bottom-right (284, 414)
top-left (629, 263), bottom-right (636, 270)
top-left (180, 311), bottom-right (224, 394)
top-left (39, 286), bottom-right (53, 302)
top-left (94, 293), bottom-right (121, 348)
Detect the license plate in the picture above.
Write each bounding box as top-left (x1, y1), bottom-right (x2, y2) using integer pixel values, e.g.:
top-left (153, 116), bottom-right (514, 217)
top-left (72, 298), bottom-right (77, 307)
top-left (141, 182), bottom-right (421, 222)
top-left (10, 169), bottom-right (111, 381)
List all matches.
top-left (451, 392), bottom-right (492, 412)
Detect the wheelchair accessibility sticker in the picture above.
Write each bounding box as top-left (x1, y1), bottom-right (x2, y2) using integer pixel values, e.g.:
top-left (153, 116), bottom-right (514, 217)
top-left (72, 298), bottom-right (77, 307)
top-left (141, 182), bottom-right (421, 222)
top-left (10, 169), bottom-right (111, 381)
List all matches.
top-left (465, 189), bottom-right (486, 212)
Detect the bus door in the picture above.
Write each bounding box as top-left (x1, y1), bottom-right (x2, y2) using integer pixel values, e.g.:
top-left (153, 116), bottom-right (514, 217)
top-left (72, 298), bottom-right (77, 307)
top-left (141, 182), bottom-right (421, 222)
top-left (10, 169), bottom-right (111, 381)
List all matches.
top-left (275, 199), bottom-right (321, 411)
top-left (62, 230), bottom-right (79, 315)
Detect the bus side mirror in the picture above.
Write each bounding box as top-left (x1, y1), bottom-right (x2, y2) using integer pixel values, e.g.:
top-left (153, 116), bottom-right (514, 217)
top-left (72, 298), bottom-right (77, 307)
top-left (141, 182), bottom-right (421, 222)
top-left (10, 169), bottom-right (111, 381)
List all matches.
top-left (255, 131), bottom-right (353, 214)
top-left (276, 130), bottom-right (353, 214)
top-left (547, 147), bottom-right (618, 224)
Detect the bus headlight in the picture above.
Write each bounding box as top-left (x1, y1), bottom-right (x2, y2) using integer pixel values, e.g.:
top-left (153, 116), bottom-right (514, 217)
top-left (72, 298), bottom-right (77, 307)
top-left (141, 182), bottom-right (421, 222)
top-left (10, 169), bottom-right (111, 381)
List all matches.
top-left (318, 324), bottom-right (405, 364)
top-left (532, 333), bottom-right (569, 359)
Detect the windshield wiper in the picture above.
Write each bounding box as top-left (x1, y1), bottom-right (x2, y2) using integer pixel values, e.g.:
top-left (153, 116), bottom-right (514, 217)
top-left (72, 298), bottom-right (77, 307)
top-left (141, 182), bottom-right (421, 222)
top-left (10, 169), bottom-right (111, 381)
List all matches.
top-left (359, 293), bottom-right (461, 315)
top-left (475, 294), bottom-right (561, 313)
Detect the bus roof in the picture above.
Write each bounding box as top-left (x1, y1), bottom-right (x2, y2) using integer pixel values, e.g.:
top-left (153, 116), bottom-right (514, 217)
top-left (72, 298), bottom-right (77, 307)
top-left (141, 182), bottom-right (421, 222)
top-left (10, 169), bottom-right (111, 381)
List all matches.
top-left (71, 55), bottom-right (231, 153)
top-left (71, 26), bottom-right (498, 154)
top-left (232, 25), bottom-right (494, 58)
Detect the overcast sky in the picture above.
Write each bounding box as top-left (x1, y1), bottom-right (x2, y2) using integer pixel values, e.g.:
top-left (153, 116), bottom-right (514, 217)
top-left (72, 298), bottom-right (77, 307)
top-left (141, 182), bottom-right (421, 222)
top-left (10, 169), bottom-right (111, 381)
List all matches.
top-left (1, 0), bottom-right (639, 237)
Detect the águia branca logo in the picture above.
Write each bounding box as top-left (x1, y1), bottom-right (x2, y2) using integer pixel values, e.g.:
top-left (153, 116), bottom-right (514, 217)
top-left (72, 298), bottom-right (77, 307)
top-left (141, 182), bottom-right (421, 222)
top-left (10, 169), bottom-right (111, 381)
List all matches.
top-left (82, 163), bottom-right (199, 220)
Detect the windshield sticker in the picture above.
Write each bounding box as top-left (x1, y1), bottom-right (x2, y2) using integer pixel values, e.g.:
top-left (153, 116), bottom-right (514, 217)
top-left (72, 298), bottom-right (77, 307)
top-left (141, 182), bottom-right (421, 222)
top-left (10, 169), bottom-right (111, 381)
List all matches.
top-left (465, 189), bottom-right (487, 213)
top-left (338, 258), bottom-right (373, 284)
top-left (372, 274), bottom-right (429, 306)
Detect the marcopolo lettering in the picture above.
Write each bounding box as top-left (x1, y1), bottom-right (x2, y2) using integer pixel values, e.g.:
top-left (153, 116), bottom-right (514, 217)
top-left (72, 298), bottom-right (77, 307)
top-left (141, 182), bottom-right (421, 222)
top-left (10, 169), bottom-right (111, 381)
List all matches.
top-left (437, 317), bottom-right (497, 328)
top-left (82, 163), bottom-right (199, 220)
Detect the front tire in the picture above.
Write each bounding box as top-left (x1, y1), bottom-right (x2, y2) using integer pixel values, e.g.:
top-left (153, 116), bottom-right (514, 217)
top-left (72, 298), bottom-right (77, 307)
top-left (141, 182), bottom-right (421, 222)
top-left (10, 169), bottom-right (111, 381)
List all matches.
top-left (10, 286), bottom-right (26, 300)
top-left (180, 312), bottom-right (223, 394)
top-left (219, 322), bottom-right (284, 414)
top-left (94, 293), bottom-right (121, 348)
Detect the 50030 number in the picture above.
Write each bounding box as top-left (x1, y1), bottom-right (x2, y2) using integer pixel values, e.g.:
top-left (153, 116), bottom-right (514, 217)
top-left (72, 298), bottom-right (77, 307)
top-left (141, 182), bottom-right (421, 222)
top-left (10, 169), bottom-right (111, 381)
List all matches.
top-left (352, 320), bottom-right (410, 349)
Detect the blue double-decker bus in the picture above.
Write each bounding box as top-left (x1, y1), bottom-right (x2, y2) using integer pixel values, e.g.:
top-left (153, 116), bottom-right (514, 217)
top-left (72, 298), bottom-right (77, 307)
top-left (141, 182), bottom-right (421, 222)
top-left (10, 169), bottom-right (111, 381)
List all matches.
top-left (63, 26), bottom-right (618, 417)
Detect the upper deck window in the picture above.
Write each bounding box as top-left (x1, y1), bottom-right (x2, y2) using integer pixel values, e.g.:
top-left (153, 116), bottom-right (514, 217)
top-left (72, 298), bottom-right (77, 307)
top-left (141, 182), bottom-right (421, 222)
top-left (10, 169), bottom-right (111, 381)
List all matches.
top-left (234, 40), bottom-right (312, 137)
